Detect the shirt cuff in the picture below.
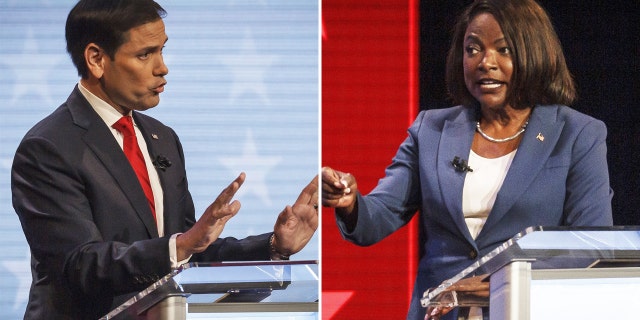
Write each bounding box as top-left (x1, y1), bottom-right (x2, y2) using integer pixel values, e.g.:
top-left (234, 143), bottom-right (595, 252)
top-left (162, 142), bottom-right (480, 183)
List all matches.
top-left (169, 233), bottom-right (191, 268)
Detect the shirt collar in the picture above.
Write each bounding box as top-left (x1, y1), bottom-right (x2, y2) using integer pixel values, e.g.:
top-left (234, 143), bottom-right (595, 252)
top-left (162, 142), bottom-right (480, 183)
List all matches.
top-left (77, 82), bottom-right (131, 127)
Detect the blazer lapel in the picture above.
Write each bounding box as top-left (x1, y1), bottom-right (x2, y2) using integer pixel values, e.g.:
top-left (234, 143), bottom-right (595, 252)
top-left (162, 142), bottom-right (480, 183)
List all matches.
top-left (478, 106), bottom-right (564, 239)
top-left (68, 88), bottom-right (160, 238)
top-left (437, 107), bottom-right (477, 243)
top-left (132, 113), bottom-right (175, 234)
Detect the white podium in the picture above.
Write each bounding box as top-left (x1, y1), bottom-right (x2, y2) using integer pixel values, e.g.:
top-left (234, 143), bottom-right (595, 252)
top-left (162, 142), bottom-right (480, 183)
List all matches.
top-left (421, 226), bottom-right (640, 319)
top-left (100, 260), bottom-right (318, 320)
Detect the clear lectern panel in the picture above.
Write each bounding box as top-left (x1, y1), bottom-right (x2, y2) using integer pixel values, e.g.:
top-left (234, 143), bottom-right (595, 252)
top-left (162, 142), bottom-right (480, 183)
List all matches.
top-left (420, 226), bottom-right (640, 309)
top-left (101, 260), bottom-right (318, 319)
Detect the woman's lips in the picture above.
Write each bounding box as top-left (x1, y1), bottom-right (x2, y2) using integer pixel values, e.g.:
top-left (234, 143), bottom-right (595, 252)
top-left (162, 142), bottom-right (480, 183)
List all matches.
top-left (476, 79), bottom-right (505, 91)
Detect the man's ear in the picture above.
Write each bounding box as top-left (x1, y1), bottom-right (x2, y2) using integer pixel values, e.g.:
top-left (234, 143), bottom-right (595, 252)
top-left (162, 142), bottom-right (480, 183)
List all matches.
top-left (84, 43), bottom-right (106, 79)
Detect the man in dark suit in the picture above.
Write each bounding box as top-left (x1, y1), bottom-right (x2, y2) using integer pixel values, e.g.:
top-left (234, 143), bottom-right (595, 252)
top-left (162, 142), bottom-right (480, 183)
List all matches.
top-left (10, 1), bottom-right (318, 319)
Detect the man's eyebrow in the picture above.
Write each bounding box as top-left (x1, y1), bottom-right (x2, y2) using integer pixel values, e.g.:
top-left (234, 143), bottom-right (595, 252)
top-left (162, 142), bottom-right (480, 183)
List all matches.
top-left (140, 38), bottom-right (168, 52)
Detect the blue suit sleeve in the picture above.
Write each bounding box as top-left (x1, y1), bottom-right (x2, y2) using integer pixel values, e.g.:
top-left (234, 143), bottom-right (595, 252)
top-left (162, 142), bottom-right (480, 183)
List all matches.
top-left (563, 118), bottom-right (613, 226)
top-left (337, 112), bottom-right (425, 245)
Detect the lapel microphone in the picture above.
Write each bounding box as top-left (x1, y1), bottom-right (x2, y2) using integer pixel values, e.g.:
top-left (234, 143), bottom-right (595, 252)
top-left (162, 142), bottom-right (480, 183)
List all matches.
top-left (451, 156), bottom-right (473, 173)
top-left (153, 155), bottom-right (172, 171)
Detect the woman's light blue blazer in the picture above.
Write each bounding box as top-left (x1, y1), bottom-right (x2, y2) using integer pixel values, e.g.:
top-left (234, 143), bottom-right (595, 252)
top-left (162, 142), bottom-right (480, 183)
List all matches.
top-left (337, 104), bottom-right (614, 320)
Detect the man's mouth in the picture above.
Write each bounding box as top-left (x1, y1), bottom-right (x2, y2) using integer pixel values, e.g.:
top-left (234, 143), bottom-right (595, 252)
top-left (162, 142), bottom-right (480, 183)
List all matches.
top-left (152, 82), bottom-right (166, 94)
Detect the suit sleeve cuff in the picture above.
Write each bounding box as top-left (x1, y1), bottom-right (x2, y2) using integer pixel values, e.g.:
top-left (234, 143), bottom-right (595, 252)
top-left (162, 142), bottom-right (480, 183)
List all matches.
top-left (170, 233), bottom-right (191, 268)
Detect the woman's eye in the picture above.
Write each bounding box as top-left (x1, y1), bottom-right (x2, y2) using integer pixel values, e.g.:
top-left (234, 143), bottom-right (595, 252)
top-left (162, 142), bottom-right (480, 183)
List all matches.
top-left (465, 46), bottom-right (479, 55)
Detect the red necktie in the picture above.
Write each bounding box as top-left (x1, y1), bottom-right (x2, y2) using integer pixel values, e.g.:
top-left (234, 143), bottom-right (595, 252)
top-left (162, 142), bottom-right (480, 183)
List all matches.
top-left (113, 116), bottom-right (156, 221)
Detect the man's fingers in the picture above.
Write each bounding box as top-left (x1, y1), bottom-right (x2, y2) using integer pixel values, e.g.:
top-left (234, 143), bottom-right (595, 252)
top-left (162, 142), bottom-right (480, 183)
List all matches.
top-left (206, 198), bottom-right (242, 220)
top-left (294, 175), bottom-right (319, 206)
top-left (207, 172), bottom-right (245, 220)
top-left (228, 172), bottom-right (246, 193)
top-left (276, 205), bottom-right (293, 225)
top-left (215, 172), bottom-right (245, 205)
top-left (225, 199), bottom-right (241, 217)
top-left (276, 203), bottom-right (318, 229)
top-left (308, 205), bottom-right (319, 229)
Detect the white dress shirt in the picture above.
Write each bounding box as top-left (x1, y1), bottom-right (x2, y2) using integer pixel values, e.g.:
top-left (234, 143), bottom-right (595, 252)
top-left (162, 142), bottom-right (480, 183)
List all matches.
top-left (78, 82), bottom-right (188, 268)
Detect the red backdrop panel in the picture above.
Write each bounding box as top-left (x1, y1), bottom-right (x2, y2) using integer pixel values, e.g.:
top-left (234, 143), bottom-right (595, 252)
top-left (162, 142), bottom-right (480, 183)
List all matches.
top-left (322, 0), bottom-right (418, 318)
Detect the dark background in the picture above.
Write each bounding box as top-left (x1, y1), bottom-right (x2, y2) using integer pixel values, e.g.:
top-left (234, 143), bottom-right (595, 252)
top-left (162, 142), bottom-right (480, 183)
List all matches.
top-left (419, 0), bottom-right (640, 225)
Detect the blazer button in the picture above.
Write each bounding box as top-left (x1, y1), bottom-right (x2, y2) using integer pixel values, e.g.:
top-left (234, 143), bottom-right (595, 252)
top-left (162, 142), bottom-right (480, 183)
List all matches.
top-left (469, 250), bottom-right (478, 259)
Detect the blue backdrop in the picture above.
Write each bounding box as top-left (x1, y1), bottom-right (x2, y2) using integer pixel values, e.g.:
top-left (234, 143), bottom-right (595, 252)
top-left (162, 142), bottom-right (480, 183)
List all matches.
top-left (0, 1), bottom-right (319, 317)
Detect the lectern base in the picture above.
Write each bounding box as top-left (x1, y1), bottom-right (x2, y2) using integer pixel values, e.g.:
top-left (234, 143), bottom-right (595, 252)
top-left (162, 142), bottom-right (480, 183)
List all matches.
top-left (490, 262), bottom-right (640, 320)
top-left (145, 296), bottom-right (187, 320)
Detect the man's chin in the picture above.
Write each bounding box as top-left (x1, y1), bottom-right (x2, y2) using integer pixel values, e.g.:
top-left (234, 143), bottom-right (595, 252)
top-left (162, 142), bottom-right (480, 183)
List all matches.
top-left (134, 98), bottom-right (161, 111)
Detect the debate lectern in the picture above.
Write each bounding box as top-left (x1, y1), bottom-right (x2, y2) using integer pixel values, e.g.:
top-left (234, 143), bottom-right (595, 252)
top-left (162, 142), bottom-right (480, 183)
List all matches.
top-left (421, 227), bottom-right (640, 320)
top-left (100, 260), bottom-right (318, 320)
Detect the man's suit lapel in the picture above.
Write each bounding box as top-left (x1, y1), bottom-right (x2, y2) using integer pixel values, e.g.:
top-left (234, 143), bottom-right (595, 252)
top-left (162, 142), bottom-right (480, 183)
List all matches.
top-left (68, 87), bottom-right (160, 238)
top-left (132, 113), bottom-right (177, 235)
top-left (477, 106), bottom-right (564, 240)
top-left (437, 107), bottom-right (477, 244)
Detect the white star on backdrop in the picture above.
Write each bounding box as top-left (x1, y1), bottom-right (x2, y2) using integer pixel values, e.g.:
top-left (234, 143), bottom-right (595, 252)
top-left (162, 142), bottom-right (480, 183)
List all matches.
top-left (219, 129), bottom-right (282, 206)
top-left (217, 28), bottom-right (278, 106)
top-left (0, 28), bottom-right (66, 106)
top-left (323, 291), bottom-right (355, 319)
top-left (1, 158), bottom-right (13, 170)
top-left (3, 250), bottom-right (31, 310)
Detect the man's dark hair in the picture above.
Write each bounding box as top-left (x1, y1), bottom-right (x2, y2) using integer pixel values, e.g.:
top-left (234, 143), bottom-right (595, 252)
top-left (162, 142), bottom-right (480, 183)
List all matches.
top-left (446, 0), bottom-right (576, 109)
top-left (65, 0), bottom-right (167, 78)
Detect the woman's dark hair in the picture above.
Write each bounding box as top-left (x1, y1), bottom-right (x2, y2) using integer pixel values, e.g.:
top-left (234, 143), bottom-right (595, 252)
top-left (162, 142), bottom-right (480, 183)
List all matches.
top-left (446, 0), bottom-right (576, 108)
top-left (65, 0), bottom-right (167, 79)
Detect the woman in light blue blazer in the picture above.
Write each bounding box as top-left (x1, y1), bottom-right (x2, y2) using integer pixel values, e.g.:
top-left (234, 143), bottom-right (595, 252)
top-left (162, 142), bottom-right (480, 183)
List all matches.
top-left (321, 0), bottom-right (614, 319)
